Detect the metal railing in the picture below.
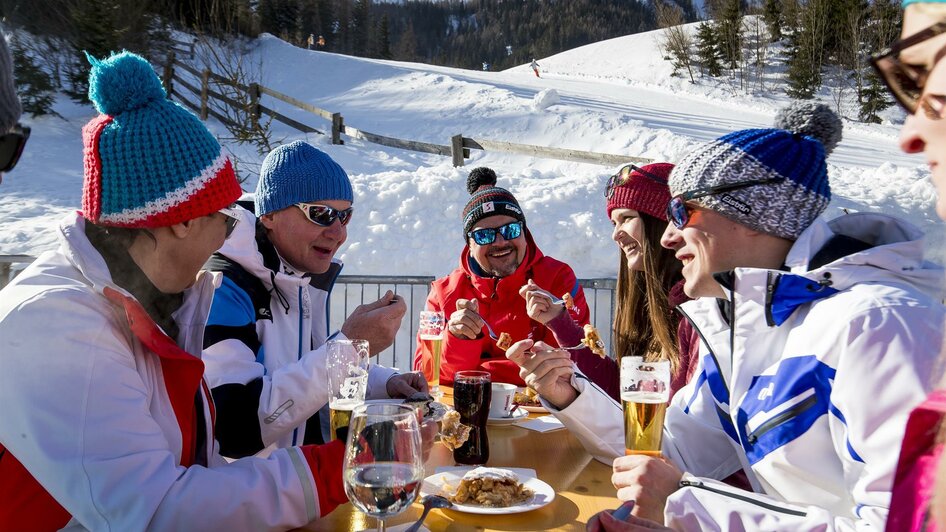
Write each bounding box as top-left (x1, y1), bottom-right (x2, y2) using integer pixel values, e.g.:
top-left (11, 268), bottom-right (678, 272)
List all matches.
top-left (0, 255), bottom-right (615, 370)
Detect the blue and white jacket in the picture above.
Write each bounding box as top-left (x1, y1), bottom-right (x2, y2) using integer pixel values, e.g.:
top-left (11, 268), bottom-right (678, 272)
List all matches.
top-left (550, 213), bottom-right (946, 530)
top-left (202, 205), bottom-right (396, 458)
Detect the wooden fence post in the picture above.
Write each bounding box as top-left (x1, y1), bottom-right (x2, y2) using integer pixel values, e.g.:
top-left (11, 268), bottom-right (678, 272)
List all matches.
top-left (332, 112), bottom-right (344, 145)
top-left (189, 41), bottom-right (196, 61)
top-left (451, 134), bottom-right (465, 167)
top-left (162, 52), bottom-right (175, 98)
top-left (200, 69), bottom-right (210, 120)
top-left (249, 83), bottom-right (260, 130)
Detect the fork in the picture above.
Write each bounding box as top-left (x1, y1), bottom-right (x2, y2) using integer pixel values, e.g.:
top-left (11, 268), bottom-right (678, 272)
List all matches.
top-left (482, 319), bottom-right (500, 341)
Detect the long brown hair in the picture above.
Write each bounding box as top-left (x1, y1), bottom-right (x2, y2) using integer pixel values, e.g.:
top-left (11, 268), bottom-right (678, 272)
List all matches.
top-left (611, 213), bottom-right (683, 374)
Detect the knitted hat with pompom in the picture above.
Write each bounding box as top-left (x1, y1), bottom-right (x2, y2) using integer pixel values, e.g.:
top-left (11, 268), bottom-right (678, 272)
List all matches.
top-left (461, 167), bottom-right (526, 241)
top-left (81, 51), bottom-right (241, 228)
top-left (669, 101), bottom-right (842, 240)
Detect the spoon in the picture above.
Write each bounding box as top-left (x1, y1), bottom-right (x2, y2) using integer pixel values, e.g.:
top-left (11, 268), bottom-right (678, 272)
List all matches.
top-left (404, 495), bottom-right (452, 532)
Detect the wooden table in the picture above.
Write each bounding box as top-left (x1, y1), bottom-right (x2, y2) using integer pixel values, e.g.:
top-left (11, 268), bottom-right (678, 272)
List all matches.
top-left (304, 388), bottom-right (620, 531)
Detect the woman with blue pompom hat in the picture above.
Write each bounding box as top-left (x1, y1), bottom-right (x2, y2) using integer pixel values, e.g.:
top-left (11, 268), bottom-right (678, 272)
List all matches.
top-left (0, 51), bottom-right (349, 530)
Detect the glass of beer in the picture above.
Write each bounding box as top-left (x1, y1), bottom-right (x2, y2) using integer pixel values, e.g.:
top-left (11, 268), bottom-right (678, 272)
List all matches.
top-left (327, 339), bottom-right (370, 442)
top-left (453, 370), bottom-right (491, 465)
top-left (620, 357), bottom-right (670, 456)
top-left (418, 310), bottom-right (445, 399)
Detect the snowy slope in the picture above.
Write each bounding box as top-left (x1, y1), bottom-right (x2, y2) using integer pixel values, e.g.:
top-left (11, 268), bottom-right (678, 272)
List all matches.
top-left (0, 26), bottom-right (939, 280)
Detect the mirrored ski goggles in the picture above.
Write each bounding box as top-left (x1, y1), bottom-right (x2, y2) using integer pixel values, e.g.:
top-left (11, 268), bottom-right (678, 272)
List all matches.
top-left (870, 21), bottom-right (946, 114)
top-left (295, 202), bottom-right (354, 227)
top-left (667, 177), bottom-right (783, 229)
top-left (467, 221), bottom-right (523, 245)
top-left (605, 163), bottom-right (666, 199)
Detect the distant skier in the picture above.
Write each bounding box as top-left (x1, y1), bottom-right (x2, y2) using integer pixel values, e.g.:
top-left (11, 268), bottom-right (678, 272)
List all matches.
top-left (482, 62), bottom-right (489, 71)
top-left (307, 33), bottom-right (315, 50)
top-left (317, 35), bottom-right (326, 48)
top-left (531, 58), bottom-right (540, 78)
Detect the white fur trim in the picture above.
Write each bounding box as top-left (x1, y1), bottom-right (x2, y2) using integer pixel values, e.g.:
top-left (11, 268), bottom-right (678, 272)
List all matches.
top-left (98, 151), bottom-right (230, 225)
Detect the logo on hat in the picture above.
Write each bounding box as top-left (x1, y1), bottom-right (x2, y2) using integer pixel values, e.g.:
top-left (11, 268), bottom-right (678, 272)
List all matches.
top-left (482, 201), bottom-right (495, 213)
top-left (720, 194), bottom-right (751, 215)
top-left (505, 203), bottom-right (522, 215)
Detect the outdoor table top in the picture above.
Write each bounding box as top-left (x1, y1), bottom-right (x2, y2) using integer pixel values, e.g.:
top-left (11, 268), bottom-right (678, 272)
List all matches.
top-left (302, 386), bottom-right (620, 531)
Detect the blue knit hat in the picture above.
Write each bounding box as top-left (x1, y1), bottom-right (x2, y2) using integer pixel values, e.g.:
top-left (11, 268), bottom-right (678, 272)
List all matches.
top-left (82, 51), bottom-right (241, 228)
top-left (255, 141), bottom-right (353, 216)
top-left (669, 102), bottom-right (842, 240)
top-left (903, 0), bottom-right (946, 6)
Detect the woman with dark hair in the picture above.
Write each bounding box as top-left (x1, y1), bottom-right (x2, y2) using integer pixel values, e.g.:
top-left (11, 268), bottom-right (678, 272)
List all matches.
top-left (519, 162), bottom-right (697, 401)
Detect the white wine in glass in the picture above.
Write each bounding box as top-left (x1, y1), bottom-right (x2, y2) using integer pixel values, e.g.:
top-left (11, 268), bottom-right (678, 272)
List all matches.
top-left (344, 403), bottom-right (424, 532)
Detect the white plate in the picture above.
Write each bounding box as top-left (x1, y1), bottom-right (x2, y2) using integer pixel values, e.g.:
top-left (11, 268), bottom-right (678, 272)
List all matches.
top-left (364, 399), bottom-right (448, 422)
top-left (420, 466), bottom-right (555, 515)
top-left (487, 408), bottom-right (529, 425)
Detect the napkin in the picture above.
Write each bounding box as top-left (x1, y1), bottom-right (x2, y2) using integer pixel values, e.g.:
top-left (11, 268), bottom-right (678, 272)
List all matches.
top-left (517, 414), bottom-right (565, 433)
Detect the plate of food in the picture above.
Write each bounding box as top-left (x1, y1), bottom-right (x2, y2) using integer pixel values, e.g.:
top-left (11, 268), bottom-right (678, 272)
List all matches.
top-left (513, 387), bottom-right (547, 413)
top-left (420, 466), bottom-right (554, 515)
top-left (487, 407), bottom-right (529, 426)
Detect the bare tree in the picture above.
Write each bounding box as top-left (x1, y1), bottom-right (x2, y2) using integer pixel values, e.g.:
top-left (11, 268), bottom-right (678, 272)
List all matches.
top-left (655, 0), bottom-right (695, 83)
top-left (743, 12), bottom-right (770, 92)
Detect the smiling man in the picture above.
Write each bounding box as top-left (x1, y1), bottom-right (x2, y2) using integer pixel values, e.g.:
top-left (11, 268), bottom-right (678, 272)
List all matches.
top-left (413, 167), bottom-right (589, 386)
top-left (201, 141), bottom-right (426, 458)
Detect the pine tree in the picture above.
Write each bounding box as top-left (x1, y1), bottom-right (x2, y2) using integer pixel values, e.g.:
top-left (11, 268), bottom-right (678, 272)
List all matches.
top-left (11, 38), bottom-right (56, 117)
top-left (351, 0), bottom-right (369, 57)
top-left (858, 69), bottom-right (891, 123)
top-left (762, 0), bottom-right (782, 41)
top-left (695, 21), bottom-right (722, 77)
top-left (786, 0), bottom-right (828, 99)
top-left (715, 0), bottom-right (742, 69)
top-left (68, 0), bottom-right (121, 102)
top-left (377, 14), bottom-right (392, 59)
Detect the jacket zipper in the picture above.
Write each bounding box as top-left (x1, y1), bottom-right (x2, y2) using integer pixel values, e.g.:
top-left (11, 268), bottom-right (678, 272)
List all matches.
top-left (679, 479), bottom-right (808, 516)
top-left (746, 393), bottom-right (818, 444)
top-left (764, 271), bottom-right (780, 327)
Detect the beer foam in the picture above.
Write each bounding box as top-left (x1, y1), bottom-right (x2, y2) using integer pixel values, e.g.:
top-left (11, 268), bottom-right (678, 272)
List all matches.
top-left (621, 392), bottom-right (667, 403)
top-left (461, 467), bottom-right (519, 483)
top-left (330, 398), bottom-right (361, 410)
top-left (420, 334), bottom-right (442, 340)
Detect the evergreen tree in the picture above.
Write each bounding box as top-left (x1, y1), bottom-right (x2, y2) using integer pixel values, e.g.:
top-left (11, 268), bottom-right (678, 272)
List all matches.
top-left (696, 21), bottom-right (722, 77)
top-left (395, 21), bottom-right (418, 62)
top-left (68, 0), bottom-right (121, 102)
top-left (715, 0), bottom-right (742, 69)
top-left (762, 0), bottom-right (782, 41)
top-left (351, 0), bottom-right (369, 56)
top-left (377, 14), bottom-right (392, 59)
top-left (11, 38), bottom-right (56, 117)
top-left (786, 0), bottom-right (828, 99)
top-left (858, 69), bottom-right (891, 123)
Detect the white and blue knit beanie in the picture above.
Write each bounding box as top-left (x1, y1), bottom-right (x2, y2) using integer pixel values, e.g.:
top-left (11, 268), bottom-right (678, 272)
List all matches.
top-left (669, 102), bottom-right (843, 240)
top-left (254, 140), bottom-right (353, 216)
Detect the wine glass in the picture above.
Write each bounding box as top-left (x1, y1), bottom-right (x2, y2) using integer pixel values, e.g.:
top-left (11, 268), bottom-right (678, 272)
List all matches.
top-left (418, 310), bottom-right (446, 399)
top-left (344, 403), bottom-right (424, 532)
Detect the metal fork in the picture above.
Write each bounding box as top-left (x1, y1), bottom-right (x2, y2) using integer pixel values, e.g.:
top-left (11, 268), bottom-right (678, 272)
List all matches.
top-left (482, 319), bottom-right (500, 341)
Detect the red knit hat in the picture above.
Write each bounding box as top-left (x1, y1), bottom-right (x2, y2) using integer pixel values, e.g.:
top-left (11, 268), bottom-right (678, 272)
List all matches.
top-left (605, 162), bottom-right (674, 221)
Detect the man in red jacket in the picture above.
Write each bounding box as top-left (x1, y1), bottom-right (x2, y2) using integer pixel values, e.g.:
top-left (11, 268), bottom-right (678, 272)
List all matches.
top-left (414, 167), bottom-right (590, 386)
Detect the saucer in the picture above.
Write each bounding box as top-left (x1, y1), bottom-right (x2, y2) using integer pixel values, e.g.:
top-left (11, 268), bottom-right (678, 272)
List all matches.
top-left (487, 408), bottom-right (529, 425)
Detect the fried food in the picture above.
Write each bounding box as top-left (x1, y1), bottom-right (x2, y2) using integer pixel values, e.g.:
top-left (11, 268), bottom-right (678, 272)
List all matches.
top-left (581, 323), bottom-right (606, 358)
top-left (496, 331), bottom-right (513, 350)
top-left (439, 410), bottom-right (471, 451)
top-left (447, 467), bottom-right (534, 507)
top-left (562, 292), bottom-right (574, 310)
top-left (512, 386), bottom-right (540, 407)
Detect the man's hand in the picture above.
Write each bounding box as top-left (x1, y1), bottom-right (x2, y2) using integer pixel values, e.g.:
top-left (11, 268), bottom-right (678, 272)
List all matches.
top-left (611, 455), bottom-right (682, 524)
top-left (340, 290), bottom-right (407, 355)
top-left (505, 340), bottom-right (578, 409)
top-left (447, 298), bottom-right (485, 340)
top-left (519, 279), bottom-right (564, 325)
top-left (385, 372), bottom-right (429, 398)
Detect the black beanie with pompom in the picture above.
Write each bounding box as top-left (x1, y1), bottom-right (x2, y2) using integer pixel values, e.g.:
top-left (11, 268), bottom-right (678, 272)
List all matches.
top-left (461, 167), bottom-right (526, 242)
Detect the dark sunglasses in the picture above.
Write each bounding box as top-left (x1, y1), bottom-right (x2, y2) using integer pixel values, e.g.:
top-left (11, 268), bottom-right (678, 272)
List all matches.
top-left (0, 124), bottom-right (30, 173)
top-left (870, 21), bottom-right (946, 114)
top-left (295, 202), bottom-right (354, 227)
top-left (467, 221), bottom-right (523, 245)
top-left (605, 164), bottom-right (666, 199)
top-left (666, 176), bottom-right (783, 229)
top-left (219, 204), bottom-right (240, 239)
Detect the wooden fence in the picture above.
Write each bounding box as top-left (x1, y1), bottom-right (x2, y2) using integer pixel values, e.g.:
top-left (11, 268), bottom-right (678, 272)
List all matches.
top-left (158, 53), bottom-right (652, 168)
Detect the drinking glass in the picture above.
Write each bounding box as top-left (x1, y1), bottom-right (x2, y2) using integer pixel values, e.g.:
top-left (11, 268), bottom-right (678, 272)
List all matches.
top-left (453, 370), bottom-right (491, 465)
top-left (620, 357), bottom-right (670, 456)
top-left (344, 403), bottom-right (424, 532)
top-left (327, 339), bottom-right (370, 441)
top-left (418, 310), bottom-right (446, 399)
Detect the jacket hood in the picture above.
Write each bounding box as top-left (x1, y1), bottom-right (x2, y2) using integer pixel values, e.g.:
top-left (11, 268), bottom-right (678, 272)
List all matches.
top-left (785, 213), bottom-right (944, 298)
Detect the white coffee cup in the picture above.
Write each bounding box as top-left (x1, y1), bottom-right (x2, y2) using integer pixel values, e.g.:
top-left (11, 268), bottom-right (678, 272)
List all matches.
top-left (489, 383), bottom-right (519, 418)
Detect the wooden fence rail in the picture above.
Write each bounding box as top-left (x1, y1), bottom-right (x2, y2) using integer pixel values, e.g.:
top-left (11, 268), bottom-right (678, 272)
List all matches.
top-left (159, 54), bottom-right (651, 168)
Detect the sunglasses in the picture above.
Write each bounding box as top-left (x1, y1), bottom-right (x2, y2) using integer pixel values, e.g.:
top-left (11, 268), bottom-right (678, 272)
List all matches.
top-left (666, 176), bottom-right (783, 229)
top-left (605, 164), bottom-right (666, 199)
top-left (218, 204), bottom-right (240, 239)
top-left (467, 221), bottom-right (523, 245)
top-left (870, 21), bottom-right (946, 114)
top-left (295, 202), bottom-right (354, 227)
top-left (0, 124), bottom-right (30, 173)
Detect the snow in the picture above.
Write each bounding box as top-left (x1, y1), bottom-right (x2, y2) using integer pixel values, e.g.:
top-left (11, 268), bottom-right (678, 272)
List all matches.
top-left (1, 24), bottom-right (940, 281)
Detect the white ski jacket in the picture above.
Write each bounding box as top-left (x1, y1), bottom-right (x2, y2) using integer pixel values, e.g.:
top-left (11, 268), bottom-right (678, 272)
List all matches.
top-left (549, 213), bottom-right (946, 530)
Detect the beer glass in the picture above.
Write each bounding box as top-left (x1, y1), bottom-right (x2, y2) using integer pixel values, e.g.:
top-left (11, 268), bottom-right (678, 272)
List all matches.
top-left (327, 339), bottom-right (370, 441)
top-left (343, 403), bottom-right (423, 532)
top-left (453, 370), bottom-right (491, 465)
top-left (620, 357), bottom-right (670, 456)
top-left (418, 310), bottom-right (446, 398)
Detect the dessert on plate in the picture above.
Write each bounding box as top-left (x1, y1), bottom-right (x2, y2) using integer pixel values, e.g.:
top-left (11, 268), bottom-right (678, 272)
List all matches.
top-left (445, 467), bottom-right (534, 507)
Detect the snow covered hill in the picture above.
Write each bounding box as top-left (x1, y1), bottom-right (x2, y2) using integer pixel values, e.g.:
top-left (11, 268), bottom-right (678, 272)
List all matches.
top-left (0, 25), bottom-right (939, 279)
